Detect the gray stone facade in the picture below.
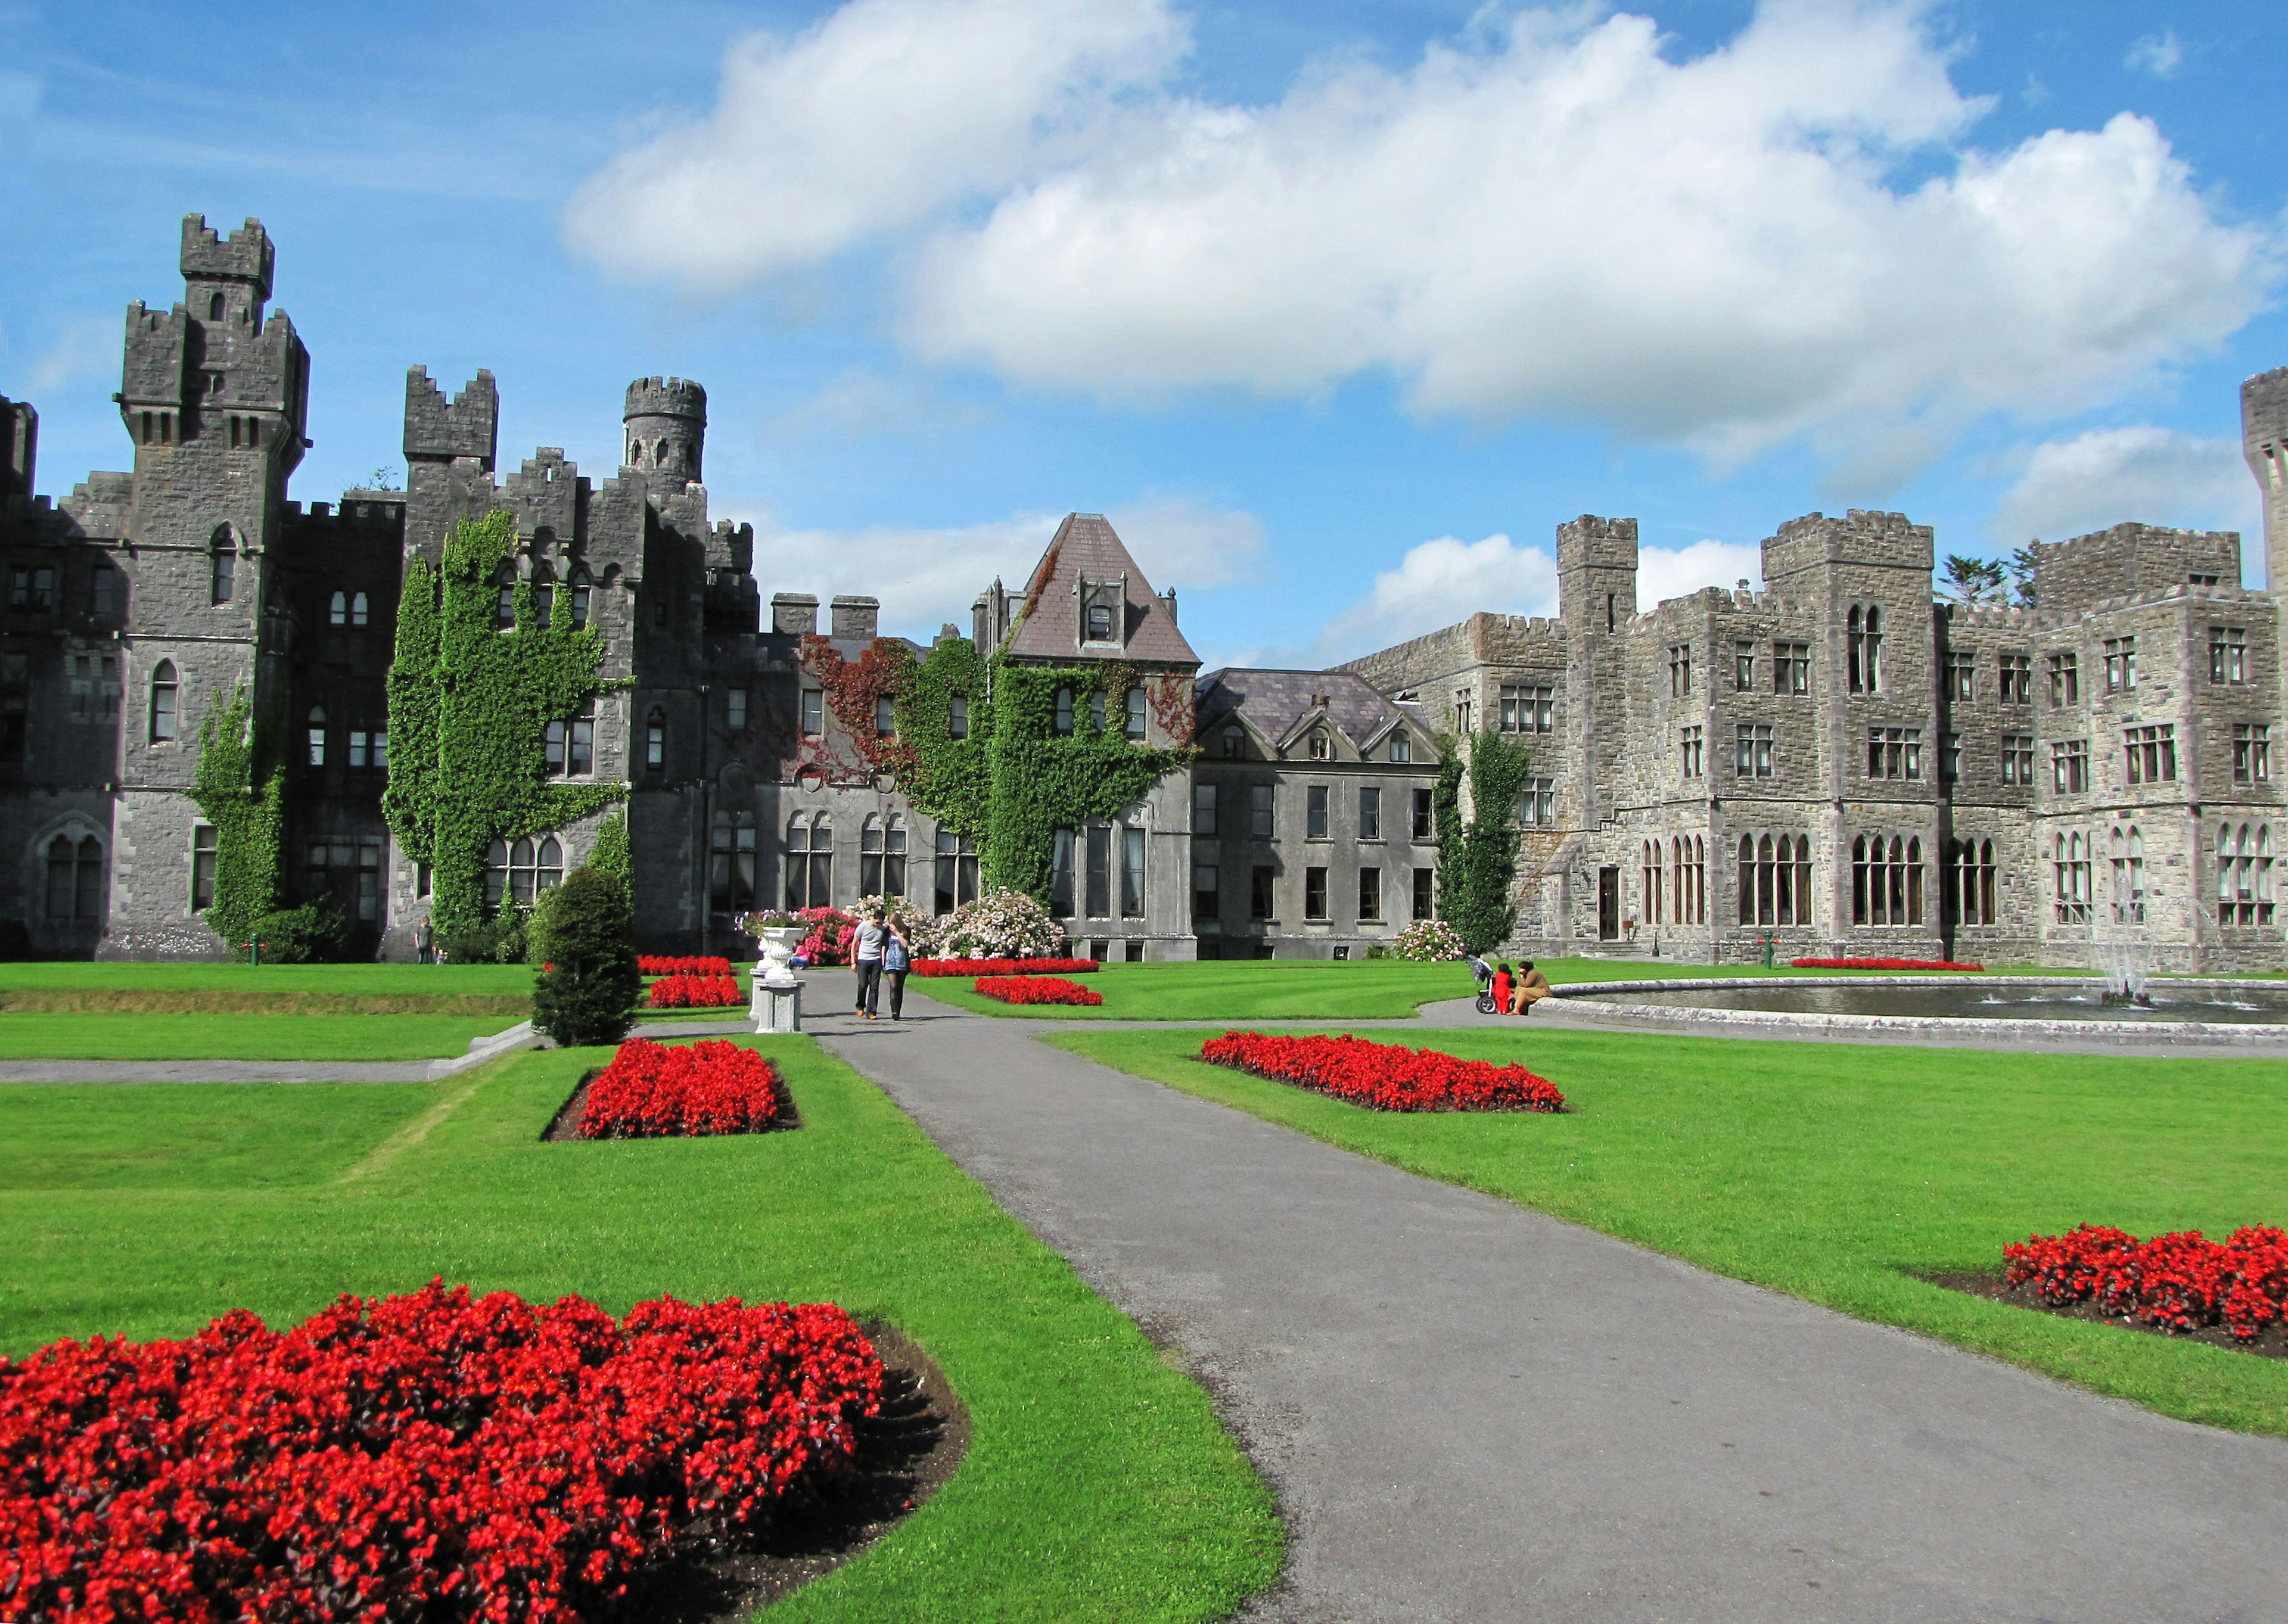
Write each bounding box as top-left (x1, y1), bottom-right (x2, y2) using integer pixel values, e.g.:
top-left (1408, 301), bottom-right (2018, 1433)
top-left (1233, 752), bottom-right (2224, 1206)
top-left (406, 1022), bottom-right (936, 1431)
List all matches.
top-left (1, 211), bottom-right (2282, 970)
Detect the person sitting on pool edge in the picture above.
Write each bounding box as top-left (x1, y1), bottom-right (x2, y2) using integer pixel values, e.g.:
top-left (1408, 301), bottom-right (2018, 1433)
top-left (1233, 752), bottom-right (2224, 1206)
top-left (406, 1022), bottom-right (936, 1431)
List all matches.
top-left (1509, 960), bottom-right (1553, 1015)
top-left (1490, 962), bottom-right (1513, 1013)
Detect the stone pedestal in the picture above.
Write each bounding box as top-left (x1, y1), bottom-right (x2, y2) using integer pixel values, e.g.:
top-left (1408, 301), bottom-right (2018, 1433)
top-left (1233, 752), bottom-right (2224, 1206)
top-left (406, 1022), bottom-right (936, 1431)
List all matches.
top-left (754, 980), bottom-right (803, 1034)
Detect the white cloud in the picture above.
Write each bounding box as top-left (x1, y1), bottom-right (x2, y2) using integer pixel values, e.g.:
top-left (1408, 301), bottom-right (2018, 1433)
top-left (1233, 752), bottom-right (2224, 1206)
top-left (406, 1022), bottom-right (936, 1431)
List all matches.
top-left (10, 316), bottom-right (116, 400)
top-left (741, 494), bottom-right (1258, 640)
top-left (1313, 533), bottom-right (1558, 664)
top-left (768, 368), bottom-right (991, 438)
top-left (573, 0), bottom-right (2278, 468)
top-left (2125, 30), bottom-right (2182, 79)
top-left (1990, 426), bottom-right (2261, 559)
top-left (1638, 538), bottom-right (1765, 605)
top-left (563, 0), bottom-right (1185, 290)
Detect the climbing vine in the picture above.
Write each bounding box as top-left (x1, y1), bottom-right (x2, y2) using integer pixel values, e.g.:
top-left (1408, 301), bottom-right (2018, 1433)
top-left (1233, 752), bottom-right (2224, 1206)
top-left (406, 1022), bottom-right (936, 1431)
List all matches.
top-left (188, 685), bottom-right (285, 954)
top-left (382, 511), bottom-right (623, 941)
top-left (1435, 730), bottom-right (1533, 954)
top-left (589, 811), bottom-right (632, 902)
top-left (894, 638), bottom-right (1193, 904)
top-left (799, 634), bottom-right (919, 782)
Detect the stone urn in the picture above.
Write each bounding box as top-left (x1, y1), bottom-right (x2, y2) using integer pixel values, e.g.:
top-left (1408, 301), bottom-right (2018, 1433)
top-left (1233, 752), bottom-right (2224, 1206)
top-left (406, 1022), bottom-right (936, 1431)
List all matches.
top-left (754, 926), bottom-right (806, 988)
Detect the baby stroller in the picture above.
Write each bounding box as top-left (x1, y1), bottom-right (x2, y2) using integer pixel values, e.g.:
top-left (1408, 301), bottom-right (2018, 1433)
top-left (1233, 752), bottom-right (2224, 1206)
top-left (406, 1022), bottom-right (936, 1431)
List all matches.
top-left (1468, 956), bottom-right (1500, 1015)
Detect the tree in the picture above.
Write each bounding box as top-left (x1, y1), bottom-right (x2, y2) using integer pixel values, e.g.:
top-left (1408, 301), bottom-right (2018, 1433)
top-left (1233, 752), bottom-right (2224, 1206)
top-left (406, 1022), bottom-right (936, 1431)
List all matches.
top-left (2007, 543), bottom-right (2040, 608)
top-left (530, 866), bottom-right (640, 1048)
top-left (1939, 554), bottom-right (2007, 604)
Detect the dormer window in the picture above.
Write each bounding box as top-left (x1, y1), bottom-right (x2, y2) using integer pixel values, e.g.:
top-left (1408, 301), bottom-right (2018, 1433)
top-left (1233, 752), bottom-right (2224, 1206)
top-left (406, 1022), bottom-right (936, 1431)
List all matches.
top-left (1390, 734), bottom-right (1411, 763)
top-left (1309, 732), bottom-right (1330, 760)
top-left (1087, 603), bottom-right (1114, 640)
top-left (1223, 727), bottom-right (1243, 758)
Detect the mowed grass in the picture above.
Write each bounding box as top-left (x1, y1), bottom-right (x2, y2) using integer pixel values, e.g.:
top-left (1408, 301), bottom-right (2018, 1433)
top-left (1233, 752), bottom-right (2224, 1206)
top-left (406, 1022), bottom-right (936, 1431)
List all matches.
top-left (0, 963), bottom-right (534, 995)
top-left (915, 954), bottom-right (1957, 1021)
top-left (0, 1038), bottom-right (1281, 1621)
top-left (1047, 1025), bottom-right (2288, 1436)
top-left (0, 1013), bottom-right (518, 1062)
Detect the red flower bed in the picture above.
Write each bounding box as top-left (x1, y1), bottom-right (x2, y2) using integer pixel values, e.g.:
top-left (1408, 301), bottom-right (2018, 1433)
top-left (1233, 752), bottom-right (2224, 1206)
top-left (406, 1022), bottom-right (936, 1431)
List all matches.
top-left (0, 1280), bottom-right (882, 1623)
top-left (639, 955), bottom-right (733, 976)
top-left (581, 1039), bottom-right (789, 1137)
top-left (913, 957), bottom-right (1099, 978)
top-left (2003, 1222), bottom-right (2288, 1340)
top-left (646, 973), bottom-right (744, 1009)
top-left (972, 975), bottom-right (1103, 1006)
top-left (1789, 957), bottom-right (1985, 972)
top-left (1201, 1031), bottom-right (1566, 1113)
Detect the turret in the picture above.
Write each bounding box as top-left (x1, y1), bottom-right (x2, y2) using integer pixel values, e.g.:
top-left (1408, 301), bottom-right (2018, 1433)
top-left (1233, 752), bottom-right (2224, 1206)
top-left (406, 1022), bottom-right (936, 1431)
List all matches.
top-left (1557, 514), bottom-right (1639, 634)
top-left (403, 367), bottom-right (498, 473)
top-left (623, 377), bottom-right (705, 486)
top-left (179, 214), bottom-right (272, 326)
top-left (0, 395), bottom-right (33, 500)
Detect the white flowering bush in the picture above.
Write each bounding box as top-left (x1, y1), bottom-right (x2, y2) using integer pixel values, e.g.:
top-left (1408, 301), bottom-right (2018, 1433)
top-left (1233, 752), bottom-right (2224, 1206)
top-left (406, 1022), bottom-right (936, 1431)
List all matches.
top-left (929, 888), bottom-right (1068, 960)
top-left (859, 894), bottom-right (938, 956)
top-left (1391, 918), bottom-right (1469, 962)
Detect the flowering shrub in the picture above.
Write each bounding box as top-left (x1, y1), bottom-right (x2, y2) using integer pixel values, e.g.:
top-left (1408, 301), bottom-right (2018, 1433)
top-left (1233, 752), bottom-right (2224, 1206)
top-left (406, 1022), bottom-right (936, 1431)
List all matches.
top-left (581, 1039), bottom-right (790, 1137)
top-left (794, 906), bottom-right (860, 965)
top-left (646, 973), bottom-right (744, 1009)
top-left (1391, 919), bottom-right (1469, 962)
top-left (973, 975), bottom-right (1103, 1006)
top-left (915, 957), bottom-right (1099, 978)
top-left (639, 954), bottom-right (733, 976)
top-left (1201, 1031), bottom-right (1566, 1113)
top-left (1790, 957), bottom-right (1985, 972)
top-left (2003, 1222), bottom-right (2288, 1341)
top-left (858, 894), bottom-right (938, 957)
top-left (932, 888), bottom-right (1067, 960)
top-left (0, 1280), bottom-right (882, 1623)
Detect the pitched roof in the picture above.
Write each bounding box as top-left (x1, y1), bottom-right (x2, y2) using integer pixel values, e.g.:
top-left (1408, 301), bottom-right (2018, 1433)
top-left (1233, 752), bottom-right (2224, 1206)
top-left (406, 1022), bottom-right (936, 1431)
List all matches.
top-left (1193, 668), bottom-right (1422, 752)
top-left (1002, 513), bottom-right (1199, 667)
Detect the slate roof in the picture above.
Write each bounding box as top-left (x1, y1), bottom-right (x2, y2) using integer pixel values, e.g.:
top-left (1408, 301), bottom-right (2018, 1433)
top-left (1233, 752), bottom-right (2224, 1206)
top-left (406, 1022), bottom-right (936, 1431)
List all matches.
top-left (1002, 512), bottom-right (1199, 667)
top-left (1193, 668), bottom-right (1420, 751)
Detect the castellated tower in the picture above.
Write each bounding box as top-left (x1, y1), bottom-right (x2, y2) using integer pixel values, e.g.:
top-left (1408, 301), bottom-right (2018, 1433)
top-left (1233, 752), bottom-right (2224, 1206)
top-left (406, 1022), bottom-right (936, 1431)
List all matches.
top-left (400, 366), bottom-right (499, 558)
top-left (0, 395), bottom-right (33, 500)
top-left (1558, 515), bottom-right (1639, 826)
top-left (623, 377), bottom-right (705, 486)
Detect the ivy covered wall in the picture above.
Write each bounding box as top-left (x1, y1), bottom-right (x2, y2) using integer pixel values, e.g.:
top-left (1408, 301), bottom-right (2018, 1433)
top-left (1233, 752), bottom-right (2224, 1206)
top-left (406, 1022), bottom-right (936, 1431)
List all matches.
top-left (1434, 729), bottom-right (1533, 954)
top-left (382, 511), bottom-right (623, 938)
top-left (188, 686), bottom-right (285, 953)
top-left (894, 637), bottom-right (1193, 905)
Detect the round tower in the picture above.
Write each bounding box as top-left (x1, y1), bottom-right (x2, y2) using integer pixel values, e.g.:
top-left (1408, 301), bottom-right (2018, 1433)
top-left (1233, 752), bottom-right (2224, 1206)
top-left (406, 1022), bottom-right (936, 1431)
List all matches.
top-left (623, 377), bottom-right (706, 485)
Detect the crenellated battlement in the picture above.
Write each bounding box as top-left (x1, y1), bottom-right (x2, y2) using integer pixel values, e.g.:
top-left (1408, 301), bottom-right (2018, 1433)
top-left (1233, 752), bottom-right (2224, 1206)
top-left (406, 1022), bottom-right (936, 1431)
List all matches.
top-left (403, 366), bottom-right (499, 471)
top-left (624, 377), bottom-right (706, 421)
top-left (178, 214), bottom-right (273, 297)
top-left (1761, 508), bottom-right (1935, 583)
top-left (2030, 521), bottom-right (2240, 617)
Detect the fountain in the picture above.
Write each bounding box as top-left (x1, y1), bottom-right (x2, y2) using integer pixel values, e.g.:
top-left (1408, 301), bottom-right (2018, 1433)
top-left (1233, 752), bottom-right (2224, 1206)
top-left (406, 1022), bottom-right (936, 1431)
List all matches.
top-left (2097, 934), bottom-right (2153, 1008)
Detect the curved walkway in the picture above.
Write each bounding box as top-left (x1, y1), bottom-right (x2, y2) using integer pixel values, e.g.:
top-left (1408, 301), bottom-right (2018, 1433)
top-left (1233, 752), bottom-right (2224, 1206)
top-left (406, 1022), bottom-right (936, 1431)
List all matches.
top-left (808, 975), bottom-right (2288, 1623)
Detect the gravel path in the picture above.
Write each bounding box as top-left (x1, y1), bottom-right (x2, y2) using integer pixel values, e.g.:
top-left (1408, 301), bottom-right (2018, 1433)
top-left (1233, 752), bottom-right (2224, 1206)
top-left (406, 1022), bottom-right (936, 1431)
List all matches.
top-left (806, 975), bottom-right (2288, 1623)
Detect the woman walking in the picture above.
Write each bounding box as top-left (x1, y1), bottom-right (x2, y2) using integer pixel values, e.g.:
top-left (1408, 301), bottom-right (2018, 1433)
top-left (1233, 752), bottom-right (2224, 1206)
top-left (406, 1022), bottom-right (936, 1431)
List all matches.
top-left (853, 907), bottom-right (887, 1019)
top-left (882, 922), bottom-right (911, 1021)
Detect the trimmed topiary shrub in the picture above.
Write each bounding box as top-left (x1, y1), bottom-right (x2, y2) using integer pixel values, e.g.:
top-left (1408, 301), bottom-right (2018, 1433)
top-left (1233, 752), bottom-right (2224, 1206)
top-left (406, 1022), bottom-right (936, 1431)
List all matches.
top-left (531, 867), bottom-right (640, 1048)
top-left (245, 900), bottom-right (351, 964)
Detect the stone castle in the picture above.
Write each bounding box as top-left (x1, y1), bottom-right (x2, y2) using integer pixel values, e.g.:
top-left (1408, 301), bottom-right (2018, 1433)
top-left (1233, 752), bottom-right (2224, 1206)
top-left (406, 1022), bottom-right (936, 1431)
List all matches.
top-left (0, 214), bottom-right (2282, 970)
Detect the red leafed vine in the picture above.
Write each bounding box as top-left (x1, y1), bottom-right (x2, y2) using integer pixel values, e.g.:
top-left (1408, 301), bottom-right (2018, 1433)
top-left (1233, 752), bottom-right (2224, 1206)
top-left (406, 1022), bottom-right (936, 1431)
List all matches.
top-left (798, 634), bottom-right (920, 783)
top-left (1148, 673), bottom-right (1196, 742)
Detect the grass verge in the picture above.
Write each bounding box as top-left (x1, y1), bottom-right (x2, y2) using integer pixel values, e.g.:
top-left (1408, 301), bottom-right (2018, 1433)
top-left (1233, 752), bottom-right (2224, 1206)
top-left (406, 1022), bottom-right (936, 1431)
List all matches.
top-left (0, 1038), bottom-right (1280, 1621)
top-left (1046, 1025), bottom-right (2288, 1436)
top-left (0, 963), bottom-right (535, 995)
top-left (0, 1013), bottom-right (521, 1061)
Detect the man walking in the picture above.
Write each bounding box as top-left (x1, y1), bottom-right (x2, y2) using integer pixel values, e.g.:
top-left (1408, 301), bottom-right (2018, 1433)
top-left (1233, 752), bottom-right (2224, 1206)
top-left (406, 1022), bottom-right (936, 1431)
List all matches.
top-left (853, 907), bottom-right (887, 1019)
top-left (882, 922), bottom-right (911, 1021)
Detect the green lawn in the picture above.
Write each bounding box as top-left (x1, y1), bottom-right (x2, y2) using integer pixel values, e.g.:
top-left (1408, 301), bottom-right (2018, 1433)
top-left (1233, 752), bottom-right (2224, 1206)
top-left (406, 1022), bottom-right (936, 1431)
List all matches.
top-left (0, 963), bottom-right (536, 994)
top-left (0, 1039), bottom-right (1280, 1620)
top-left (915, 954), bottom-right (1979, 1021)
top-left (1047, 1025), bottom-right (2288, 1436)
top-left (0, 1013), bottom-right (520, 1061)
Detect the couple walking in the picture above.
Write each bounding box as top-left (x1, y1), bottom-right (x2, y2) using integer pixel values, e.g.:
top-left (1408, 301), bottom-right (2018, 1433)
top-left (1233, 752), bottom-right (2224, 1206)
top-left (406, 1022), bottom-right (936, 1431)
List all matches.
top-left (851, 909), bottom-right (911, 1021)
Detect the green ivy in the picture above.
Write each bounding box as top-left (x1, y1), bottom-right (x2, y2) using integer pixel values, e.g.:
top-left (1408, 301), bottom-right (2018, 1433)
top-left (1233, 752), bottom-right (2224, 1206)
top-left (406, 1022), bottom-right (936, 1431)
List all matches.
top-left (896, 640), bottom-right (1193, 906)
top-left (1435, 730), bottom-right (1533, 954)
top-left (382, 511), bottom-right (623, 941)
top-left (188, 685), bottom-right (285, 954)
top-left (589, 811), bottom-right (632, 904)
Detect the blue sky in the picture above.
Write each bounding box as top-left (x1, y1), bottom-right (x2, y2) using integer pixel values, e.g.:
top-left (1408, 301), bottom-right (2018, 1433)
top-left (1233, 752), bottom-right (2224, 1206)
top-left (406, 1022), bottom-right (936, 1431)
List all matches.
top-left (2, 0), bottom-right (2281, 669)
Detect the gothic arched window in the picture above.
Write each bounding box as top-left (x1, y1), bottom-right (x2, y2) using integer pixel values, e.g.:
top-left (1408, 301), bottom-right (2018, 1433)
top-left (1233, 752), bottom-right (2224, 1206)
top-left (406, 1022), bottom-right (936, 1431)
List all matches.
top-left (46, 834), bottom-right (103, 920)
top-left (710, 810), bottom-right (757, 914)
top-left (306, 707), bottom-right (327, 767)
top-left (352, 591), bottom-right (369, 627)
top-left (150, 660), bottom-right (178, 742)
top-left (570, 570), bottom-right (592, 628)
top-left (329, 591), bottom-right (347, 626)
top-left (210, 527), bottom-right (236, 605)
top-left (645, 707), bottom-right (666, 771)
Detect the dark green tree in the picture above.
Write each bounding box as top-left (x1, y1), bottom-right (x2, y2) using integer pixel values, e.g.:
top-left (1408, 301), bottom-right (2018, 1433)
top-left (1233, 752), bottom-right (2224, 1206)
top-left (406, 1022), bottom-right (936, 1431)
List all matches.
top-left (1939, 553), bottom-right (2007, 604)
top-left (530, 866), bottom-right (640, 1048)
top-left (1434, 730), bottom-right (1533, 954)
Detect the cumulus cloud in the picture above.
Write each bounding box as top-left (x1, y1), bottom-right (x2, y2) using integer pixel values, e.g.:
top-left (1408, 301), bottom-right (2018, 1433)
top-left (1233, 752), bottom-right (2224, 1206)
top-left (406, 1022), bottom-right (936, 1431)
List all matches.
top-left (2125, 30), bottom-right (2183, 79)
top-left (564, 0), bottom-right (1183, 290)
top-left (1284, 530), bottom-right (1757, 667)
top-left (574, 0), bottom-right (2278, 466)
top-left (1991, 427), bottom-right (2262, 561)
top-left (743, 494), bottom-right (1259, 639)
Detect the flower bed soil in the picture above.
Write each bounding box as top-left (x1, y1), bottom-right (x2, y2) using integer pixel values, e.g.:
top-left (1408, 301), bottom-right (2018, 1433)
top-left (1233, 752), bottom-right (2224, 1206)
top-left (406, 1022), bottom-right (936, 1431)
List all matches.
top-left (972, 975), bottom-right (1103, 1006)
top-left (1201, 1031), bottom-right (1566, 1113)
top-left (0, 1283), bottom-right (899, 1622)
top-left (640, 956), bottom-right (734, 977)
top-left (1926, 1272), bottom-right (2288, 1362)
top-left (912, 958), bottom-right (1099, 978)
top-left (546, 1043), bottom-right (798, 1141)
top-left (648, 974), bottom-right (745, 1009)
top-left (1789, 957), bottom-right (1985, 972)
